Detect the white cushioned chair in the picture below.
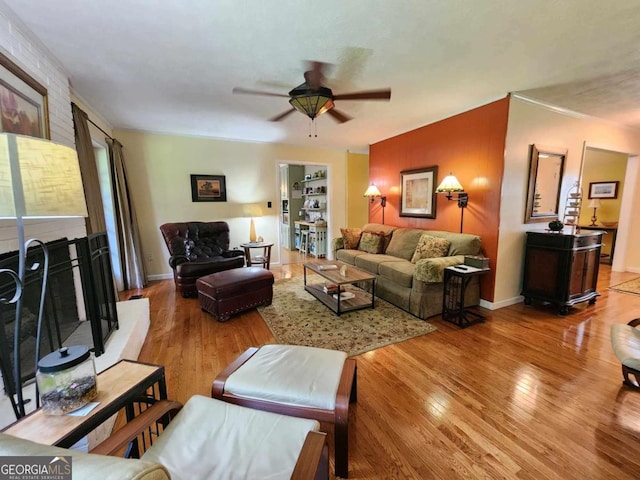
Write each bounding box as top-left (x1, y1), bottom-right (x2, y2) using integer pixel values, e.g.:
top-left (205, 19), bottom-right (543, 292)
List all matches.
top-left (0, 395), bottom-right (328, 480)
top-left (611, 318), bottom-right (640, 389)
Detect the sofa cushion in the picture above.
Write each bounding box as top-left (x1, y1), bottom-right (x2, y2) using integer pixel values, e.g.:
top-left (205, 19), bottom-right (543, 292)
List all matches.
top-left (422, 231), bottom-right (481, 256)
top-left (363, 223), bottom-right (396, 251)
top-left (354, 254), bottom-right (401, 275)
top-left (340, 227), bottom-right (362, 249)
top-left (358, 231), bottom-right (385, 254)
top-left (385, 228), bottom-right (425, 260)
top-left (335, 249), bottom-right (367, 265)
top-left (378, 261), bottom-right (414, 288)
top-left (410, 234), bottom-right (451, 263)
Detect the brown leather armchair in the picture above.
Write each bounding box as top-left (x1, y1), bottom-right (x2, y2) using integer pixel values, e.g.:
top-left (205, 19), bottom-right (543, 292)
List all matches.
top-left (160, 221), bottom-right (245, 297)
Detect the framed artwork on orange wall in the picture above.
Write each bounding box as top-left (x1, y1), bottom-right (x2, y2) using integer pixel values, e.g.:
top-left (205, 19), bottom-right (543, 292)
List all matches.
top-left (400, 166), bottom-right (438, 218)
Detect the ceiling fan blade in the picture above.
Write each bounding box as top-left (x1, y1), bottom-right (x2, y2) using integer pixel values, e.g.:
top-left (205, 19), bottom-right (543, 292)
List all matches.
top-left (326, 108), bottom-right (352, 123)
top-left (333, 89), bottom-right (391, 101)
top-left (232, 87), bottom-right (289, 98)
top-left (269, 108), bottom-right (297, 122)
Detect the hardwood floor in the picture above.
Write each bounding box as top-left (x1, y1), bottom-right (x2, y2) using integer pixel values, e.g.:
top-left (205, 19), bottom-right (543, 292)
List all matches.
top-left (125, 262), bottom-right (640, 479)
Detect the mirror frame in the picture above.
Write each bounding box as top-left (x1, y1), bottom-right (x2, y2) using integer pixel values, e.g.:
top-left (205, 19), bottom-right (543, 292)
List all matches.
top-left (524, 144), bottom-right (567, 224)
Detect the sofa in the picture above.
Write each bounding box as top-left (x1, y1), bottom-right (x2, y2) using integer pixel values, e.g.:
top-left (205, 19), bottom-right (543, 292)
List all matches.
top-left (332, 223), bottom-right (483, 319)
top-left (159, 221), bottom-right (245, 297)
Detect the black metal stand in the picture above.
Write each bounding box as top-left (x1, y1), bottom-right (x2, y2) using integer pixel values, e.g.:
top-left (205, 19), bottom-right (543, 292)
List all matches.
top-left (442, 266), bottom-right (490, 328)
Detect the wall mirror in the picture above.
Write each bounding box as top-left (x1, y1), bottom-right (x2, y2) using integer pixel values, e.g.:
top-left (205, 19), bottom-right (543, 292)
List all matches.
top-left (524, 144), bottom-right (567, 223)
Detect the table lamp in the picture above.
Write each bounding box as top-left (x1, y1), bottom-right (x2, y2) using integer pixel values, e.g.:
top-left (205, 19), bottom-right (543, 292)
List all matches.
top-left (587, 198), bottom-right (601, 226)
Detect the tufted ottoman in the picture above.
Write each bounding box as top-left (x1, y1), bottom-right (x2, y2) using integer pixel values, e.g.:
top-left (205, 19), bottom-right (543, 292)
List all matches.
top-left (196, 267), bottom-right (274, 321)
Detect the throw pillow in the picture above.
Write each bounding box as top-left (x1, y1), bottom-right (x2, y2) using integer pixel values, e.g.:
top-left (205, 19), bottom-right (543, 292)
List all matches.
top-left (410, 234), bottom-right (451, 263)
top-left (358, 231), bottom-right (385, 254)
top-left (341, 227), bottom-right (362, 250)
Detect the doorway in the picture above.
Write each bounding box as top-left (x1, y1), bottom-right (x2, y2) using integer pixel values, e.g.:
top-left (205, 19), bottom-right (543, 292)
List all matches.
top-left (579, 146), bottom-right (634, 271)
top-left (278, 163), bottom-right (329, 265)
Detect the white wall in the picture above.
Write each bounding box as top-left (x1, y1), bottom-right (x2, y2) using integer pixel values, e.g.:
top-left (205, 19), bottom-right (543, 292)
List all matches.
top-left (113, 130), bottom-right (348, 279)
top-left (494, 97), bottom-right (640, 306)
top-left (0, 2), bottom-right (85, 253)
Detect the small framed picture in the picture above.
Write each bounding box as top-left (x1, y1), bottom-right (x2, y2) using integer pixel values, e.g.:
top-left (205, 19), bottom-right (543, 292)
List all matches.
top-left (588, 181), bottom-right (618, 199)
top-left (0, 51), bottom-right (50, 138)
top-left (190, 174), bottom-right (227, 202)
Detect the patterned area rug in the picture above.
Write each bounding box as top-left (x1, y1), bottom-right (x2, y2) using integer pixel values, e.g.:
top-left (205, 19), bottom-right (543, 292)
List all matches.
top-left (609, 277), bottom-right (640, 296)
top-left (257, 276), bottom-right (437, 357)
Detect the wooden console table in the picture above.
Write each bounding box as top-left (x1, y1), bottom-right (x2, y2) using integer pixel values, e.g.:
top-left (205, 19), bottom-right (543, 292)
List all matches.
top-left (2, 359), bottom-right (167, 448)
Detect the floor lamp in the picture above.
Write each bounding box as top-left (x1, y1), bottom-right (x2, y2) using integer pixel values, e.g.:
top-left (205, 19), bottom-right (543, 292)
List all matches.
top-left (0, 133), bottom-right (88, 417)
top-left (435, 173), bottom-right (468, 233)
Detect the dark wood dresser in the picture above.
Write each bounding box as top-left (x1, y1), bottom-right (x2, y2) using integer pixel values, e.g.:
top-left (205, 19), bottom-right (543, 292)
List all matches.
top-left (521, 231), bottom-right (603, 314)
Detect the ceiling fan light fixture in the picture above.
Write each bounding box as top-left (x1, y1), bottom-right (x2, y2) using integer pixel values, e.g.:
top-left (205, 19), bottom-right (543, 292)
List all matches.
top-left (289, 93), bottom-right (334, 120)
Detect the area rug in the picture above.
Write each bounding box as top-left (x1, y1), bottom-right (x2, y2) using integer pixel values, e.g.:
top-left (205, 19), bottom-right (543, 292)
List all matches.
top-left (609, 277), bottom-right (640, 296)
top-left (257, 277), bottom-right (437, 357)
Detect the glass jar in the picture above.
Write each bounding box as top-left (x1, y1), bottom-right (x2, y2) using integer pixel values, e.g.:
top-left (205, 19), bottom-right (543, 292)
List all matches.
top-left (36, 346), bottom-right (98, 415)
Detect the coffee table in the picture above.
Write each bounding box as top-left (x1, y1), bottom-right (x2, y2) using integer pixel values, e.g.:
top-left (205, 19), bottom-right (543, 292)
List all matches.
top-left (303, 261), bottom-right (376, 315)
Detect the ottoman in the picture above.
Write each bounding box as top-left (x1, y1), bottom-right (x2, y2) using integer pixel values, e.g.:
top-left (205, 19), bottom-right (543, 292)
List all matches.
top-left (196, 267), bottom-right (274, 321)
top-left (212, 345), bottom-right (357, 478)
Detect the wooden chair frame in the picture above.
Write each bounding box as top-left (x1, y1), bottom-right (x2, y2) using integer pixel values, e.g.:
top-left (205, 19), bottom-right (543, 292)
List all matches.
top-left (91, 399), bottom-right (328, 480)
top-left (212, 346), bottom-right (357, 478)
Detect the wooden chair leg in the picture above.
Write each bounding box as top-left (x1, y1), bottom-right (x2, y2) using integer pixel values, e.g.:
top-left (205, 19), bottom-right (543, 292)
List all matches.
top-left (334, 420), bottom-right (349, 478)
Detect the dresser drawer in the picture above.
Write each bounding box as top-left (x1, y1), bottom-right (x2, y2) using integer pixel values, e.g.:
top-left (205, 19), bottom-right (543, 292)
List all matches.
top-left (573, 233), bottom-right (602, 248)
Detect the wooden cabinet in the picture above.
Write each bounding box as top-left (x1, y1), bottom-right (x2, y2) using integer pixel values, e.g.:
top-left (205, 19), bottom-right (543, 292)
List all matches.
top-left (521, 231), bottom-right (602, 315)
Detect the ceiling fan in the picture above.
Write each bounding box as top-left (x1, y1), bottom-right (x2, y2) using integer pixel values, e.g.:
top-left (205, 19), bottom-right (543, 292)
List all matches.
top-left (232, 61), bottom-right (391, 123)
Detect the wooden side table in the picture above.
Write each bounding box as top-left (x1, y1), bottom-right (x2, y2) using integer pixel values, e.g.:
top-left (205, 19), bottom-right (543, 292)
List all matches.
top-left (2, 359), bottom-right (166, 449)
top-left (442, 265), bottom-right (490, 328)
top-left (240, 242), bottom-right (273, 269)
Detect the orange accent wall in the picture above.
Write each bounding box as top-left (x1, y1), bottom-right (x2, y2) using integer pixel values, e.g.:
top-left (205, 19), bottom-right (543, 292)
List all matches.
top-left (369, 97), bottom-right (509, 301)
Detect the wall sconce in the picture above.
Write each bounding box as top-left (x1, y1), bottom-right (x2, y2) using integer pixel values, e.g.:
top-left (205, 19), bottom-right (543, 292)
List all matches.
top-left (587, 198), bottom-right (601, 226)
top-left (0, 133), bottom-right (88, 417)
top-left (435, 173), bottom-right (468, 233)
top-left (363, 184), bottom-right (387, 224)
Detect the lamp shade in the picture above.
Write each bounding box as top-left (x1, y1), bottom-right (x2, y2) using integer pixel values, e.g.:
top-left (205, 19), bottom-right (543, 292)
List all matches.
top-left (363, 184), bottom-right (382, 197)
top-left (0, 133), bottom-right (87, 219)
top-left (435, 173), bottom-right (464, 193)
top-left (587, 199), bottom-right (601, 209)
top-left (289, 86), bottom-right (334, 120)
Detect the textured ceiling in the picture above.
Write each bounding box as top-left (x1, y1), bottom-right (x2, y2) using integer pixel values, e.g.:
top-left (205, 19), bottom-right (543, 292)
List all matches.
top-left (3, 0), bottom-right (640, 153)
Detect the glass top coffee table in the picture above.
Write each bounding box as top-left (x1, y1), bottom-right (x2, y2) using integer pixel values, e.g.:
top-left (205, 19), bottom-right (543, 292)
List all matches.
top-left (303, 261), bottom-right (376, 315)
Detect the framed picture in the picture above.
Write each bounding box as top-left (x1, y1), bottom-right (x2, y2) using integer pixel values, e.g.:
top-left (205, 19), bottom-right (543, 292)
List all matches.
top-left (0, 51), bottom-right (49, 138)
top-left (191, 174), bottom-right (227, 202)
top-left (588, 181), bottom-right (618, 199)
top-left (400, 166), bottom-right (438, 218)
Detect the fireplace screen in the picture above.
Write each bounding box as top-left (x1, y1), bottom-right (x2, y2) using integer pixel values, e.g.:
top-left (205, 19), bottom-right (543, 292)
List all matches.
top-left (0, 233), bottom-right (118, 414)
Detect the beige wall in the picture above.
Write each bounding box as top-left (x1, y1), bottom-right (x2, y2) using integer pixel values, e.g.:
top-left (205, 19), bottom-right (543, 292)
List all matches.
top-left (495, 97), bottom-right (640, 306)
top-left (345, 151), bottom-right (369, 227)
top-left (114, 130), bottom-right (348, 278)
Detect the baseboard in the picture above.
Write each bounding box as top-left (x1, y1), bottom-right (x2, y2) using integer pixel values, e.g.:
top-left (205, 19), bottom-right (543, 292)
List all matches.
top-left (147, 273), bottom-right (173, 281)
top-left (479, 296), bottom-right (523, 311)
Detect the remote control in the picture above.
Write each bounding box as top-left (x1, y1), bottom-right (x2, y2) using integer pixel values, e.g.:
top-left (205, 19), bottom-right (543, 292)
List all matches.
top-left (456, 265), bottom-right (469, 270)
